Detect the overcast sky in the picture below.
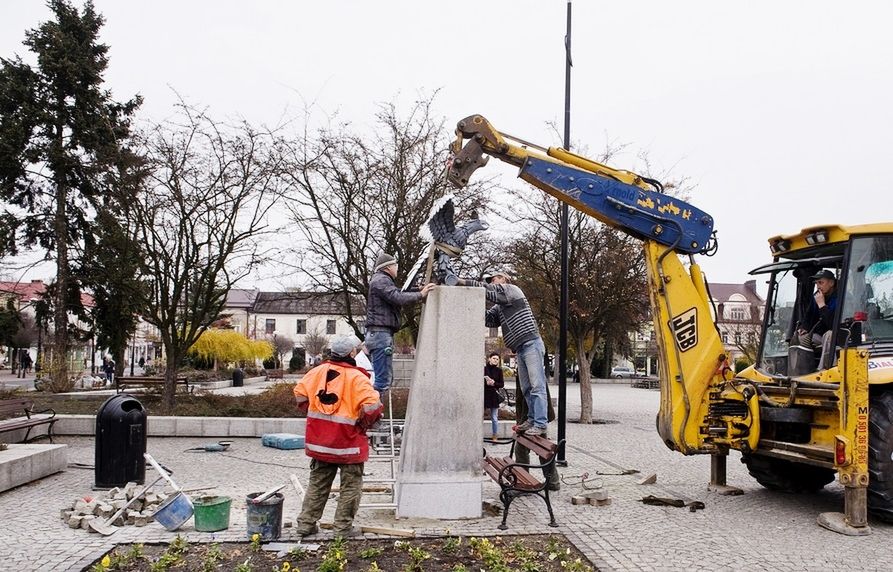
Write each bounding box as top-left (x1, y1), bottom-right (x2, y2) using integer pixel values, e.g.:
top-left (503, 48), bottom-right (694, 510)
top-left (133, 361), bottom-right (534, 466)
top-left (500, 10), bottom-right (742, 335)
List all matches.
top-left (3, 1), bottom-right (891, 292)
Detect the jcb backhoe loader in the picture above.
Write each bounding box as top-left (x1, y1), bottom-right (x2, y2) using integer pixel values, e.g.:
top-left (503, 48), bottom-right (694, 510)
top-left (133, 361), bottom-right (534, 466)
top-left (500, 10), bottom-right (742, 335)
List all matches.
top-left (447, 114), bottom-right (893, 535)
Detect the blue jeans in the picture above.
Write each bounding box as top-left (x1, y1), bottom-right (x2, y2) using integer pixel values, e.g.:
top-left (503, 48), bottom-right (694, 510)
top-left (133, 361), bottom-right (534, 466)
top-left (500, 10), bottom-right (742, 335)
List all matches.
top-left (516, 337), bottom-right (548, 428)
top-left (366, 330), bottom-right (394, 392)
top-left (489, 407), bottom-right (499, 436)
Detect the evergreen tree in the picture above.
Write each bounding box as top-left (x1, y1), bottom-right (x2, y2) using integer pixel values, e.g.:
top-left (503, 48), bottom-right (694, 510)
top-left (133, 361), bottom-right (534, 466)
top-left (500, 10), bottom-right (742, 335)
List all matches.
top-left (0, 1), bottom-right (141, 388)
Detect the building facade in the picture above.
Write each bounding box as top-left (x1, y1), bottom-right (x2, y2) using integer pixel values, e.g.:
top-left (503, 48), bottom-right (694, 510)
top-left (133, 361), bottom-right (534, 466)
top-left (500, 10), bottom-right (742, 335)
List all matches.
top-left (223, 289), bottom-right (364, 355)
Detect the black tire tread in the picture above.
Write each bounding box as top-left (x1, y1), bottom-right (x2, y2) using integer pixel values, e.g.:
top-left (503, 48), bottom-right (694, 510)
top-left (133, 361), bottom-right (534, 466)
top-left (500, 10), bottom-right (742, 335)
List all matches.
top-left (742, 454), bottom-right (835, 493)
top-left (868, 390), bottom-right (893, 522)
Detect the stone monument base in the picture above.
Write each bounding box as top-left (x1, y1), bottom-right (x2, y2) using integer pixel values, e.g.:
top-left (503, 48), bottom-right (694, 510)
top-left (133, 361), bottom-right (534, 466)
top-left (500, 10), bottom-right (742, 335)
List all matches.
top-left (396, 477), bottom-right (483, 519)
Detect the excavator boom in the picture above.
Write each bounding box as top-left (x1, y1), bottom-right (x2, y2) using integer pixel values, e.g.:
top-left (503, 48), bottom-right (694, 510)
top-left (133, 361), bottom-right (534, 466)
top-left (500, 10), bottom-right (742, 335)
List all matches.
top-left (448, 114), bottom-right (716, 255)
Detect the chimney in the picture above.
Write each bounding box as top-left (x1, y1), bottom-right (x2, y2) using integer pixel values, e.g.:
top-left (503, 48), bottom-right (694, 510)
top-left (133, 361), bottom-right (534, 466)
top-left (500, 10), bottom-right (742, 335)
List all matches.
top-left (744, 280), bottom-right (756, 294)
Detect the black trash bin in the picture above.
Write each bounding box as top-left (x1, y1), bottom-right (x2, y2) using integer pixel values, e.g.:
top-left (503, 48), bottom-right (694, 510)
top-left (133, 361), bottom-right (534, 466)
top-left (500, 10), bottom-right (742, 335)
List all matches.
top-left (94, 394), bottom-right (147, 489)
top-left (232, 367), bottom-right (244, 388)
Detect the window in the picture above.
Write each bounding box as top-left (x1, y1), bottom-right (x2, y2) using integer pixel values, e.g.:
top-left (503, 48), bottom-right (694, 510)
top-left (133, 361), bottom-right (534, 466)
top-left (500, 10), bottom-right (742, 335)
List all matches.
top-left (729, 305), bottom-right (748, 321)
top-left (296, 319), bottom-right (307, 334)
top-left (722, 333), bottom-right (728, 344)
top-left (265, 319), bottom-right (276, 335)
top-left (326, 319), bottom-right (336, 334)
top-left (735, 333), bottom-right (741, 345)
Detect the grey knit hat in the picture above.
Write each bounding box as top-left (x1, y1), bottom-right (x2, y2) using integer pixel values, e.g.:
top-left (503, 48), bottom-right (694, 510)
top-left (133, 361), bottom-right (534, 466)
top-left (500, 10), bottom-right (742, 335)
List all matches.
top-left (374, 252), bottom-right (397, 272)
top-left (330, 334), bottom-right (362, 357)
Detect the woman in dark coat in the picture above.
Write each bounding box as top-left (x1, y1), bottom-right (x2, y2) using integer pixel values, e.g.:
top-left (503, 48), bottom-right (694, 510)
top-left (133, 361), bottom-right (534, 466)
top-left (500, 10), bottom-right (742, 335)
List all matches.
top-left (484, 352), bottom-right (505, 440)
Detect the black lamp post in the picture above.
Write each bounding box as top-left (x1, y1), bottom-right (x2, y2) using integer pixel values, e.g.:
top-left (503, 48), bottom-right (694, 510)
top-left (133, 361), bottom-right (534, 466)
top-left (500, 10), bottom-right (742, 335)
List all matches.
top-left (557, 0), bottom-right (572, 466)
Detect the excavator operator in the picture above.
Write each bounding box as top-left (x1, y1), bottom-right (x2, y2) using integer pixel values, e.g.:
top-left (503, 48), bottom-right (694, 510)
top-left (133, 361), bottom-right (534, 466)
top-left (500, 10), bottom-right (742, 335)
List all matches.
top-left (796, 269), bottom-right (838, 370)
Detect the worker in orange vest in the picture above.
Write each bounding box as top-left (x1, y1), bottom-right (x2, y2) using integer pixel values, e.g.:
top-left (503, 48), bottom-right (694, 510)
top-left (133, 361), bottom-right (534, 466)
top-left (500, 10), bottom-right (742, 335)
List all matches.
top-left (293, 334), bottom-right (383, 538)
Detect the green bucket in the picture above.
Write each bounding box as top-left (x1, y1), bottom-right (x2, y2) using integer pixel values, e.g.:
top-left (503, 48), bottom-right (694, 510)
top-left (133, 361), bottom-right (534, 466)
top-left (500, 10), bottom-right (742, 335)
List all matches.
top-left (193, 496), bottom-right (232, 532)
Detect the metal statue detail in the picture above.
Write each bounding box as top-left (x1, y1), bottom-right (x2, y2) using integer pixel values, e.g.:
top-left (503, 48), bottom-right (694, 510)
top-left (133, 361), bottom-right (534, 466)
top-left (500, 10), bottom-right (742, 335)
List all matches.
top-left (401, 195), bottom-right (488, 291)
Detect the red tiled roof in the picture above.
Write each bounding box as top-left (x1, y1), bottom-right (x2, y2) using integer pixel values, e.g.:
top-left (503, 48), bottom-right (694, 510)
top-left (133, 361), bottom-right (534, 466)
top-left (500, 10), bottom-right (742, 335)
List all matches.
top-left (0, 280), bottom-right (95, 307)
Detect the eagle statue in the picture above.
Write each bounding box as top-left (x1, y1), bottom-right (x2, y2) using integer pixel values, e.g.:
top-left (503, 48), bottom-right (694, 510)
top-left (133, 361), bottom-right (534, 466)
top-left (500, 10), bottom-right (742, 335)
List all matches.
top-left (401, 195), bottom-right (489, 292)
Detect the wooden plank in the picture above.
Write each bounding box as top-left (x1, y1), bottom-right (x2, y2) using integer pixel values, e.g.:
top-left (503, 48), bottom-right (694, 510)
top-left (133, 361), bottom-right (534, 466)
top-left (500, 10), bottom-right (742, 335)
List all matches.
top-left (360, 525), bottom-right (415, 537)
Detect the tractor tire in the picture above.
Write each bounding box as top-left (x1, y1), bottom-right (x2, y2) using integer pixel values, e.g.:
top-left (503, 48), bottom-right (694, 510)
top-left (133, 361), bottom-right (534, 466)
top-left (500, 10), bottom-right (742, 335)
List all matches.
top-left (868, 390), bottom-right (893, 522)
top-left (742, 454), bottom-right (836, 493)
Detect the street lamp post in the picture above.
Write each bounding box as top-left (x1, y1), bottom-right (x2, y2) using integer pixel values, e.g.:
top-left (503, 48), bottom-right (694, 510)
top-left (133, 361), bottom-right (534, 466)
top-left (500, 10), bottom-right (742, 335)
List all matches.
top-left (557, 0), bottom-right (572, 466)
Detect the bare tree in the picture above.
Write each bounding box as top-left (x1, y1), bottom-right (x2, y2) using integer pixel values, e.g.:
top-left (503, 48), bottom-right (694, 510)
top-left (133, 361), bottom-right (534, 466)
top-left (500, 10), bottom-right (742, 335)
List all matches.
top-left (278, 95), bottom-right (493, 339)
top-left (506, 189), bottom-right (648, 423)
top-left (270, 334), bottom-right (294, 368)
top-left (302, 327), bottom-right (328, 359)
top-left (134, 105), bottom-right (283, 409)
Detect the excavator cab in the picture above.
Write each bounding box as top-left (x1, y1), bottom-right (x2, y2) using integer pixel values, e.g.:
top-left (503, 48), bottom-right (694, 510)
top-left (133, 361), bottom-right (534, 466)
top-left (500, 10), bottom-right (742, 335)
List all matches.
top-left (752, 228), bottom-right (893, 379)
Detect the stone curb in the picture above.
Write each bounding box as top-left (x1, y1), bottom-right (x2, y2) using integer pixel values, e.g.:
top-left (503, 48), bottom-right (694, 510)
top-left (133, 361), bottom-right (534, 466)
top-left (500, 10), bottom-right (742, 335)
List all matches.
top-left (47, 415), bottom-right (521, 439)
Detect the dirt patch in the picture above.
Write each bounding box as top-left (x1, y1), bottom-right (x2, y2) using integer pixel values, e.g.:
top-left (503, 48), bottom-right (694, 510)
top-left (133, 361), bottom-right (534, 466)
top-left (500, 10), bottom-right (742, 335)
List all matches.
top-left (88, 533), bottom-right (595, 571)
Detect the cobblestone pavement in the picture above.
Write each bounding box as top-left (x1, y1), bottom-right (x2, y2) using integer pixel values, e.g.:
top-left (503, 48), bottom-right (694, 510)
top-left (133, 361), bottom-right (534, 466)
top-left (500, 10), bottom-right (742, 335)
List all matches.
top-left (2, 384), bottom-right (892, 571)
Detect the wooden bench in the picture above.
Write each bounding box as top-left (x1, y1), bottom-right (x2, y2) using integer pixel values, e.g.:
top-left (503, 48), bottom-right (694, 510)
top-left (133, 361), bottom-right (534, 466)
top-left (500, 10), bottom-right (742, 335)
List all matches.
top-left (482, 432), bottom-right (564, 530)
top-left (266, 369), bottom-right (285, 380)
top-left (0, 398), bottom-right (57, 443)
top-left (116, 376), bottom-right (192, 394)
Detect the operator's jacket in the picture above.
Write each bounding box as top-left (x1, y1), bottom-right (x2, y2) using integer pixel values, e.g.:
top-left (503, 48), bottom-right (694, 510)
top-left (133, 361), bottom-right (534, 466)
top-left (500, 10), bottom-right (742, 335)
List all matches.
top-left (801, 290), bottom-right (838, 337)
top-left (294, 358), bottom-right (383, 464)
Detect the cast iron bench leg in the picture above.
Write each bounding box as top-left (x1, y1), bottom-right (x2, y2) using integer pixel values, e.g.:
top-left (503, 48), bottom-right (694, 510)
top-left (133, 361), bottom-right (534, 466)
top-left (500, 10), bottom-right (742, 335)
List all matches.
top-left (544, 489), bottom-right (558, 527)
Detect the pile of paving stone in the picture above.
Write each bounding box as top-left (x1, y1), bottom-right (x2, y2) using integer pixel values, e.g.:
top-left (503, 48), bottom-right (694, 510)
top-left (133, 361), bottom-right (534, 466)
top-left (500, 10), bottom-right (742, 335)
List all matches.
top-left (61, 481), bottom-right (170, 531)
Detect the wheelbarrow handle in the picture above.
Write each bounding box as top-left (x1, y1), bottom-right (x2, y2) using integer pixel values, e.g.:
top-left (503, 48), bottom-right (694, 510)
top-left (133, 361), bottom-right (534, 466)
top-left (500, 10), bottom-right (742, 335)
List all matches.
top-left (143, 452), bottom-right (181, 491)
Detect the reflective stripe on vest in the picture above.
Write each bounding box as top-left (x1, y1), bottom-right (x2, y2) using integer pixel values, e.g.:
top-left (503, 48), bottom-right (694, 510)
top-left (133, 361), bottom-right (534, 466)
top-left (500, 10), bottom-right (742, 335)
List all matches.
top-left (306, 443), bottom-right (361, 456)
top-left (307, 410), bottom-right (356, 426)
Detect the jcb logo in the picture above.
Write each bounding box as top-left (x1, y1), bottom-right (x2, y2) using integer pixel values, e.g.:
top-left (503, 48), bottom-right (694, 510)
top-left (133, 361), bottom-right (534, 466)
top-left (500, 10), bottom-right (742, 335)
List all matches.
top-left (670, 308), bottom-right (698, 352)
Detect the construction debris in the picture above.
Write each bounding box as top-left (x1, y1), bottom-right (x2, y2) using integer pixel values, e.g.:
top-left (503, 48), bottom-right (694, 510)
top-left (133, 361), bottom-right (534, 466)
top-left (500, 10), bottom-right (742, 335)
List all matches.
top-left (637, 473), bottom-right (657, 485)
top-left (61, 482), bottom-right (170, 532)
top-left (640, 495), bottom-right (705, 512)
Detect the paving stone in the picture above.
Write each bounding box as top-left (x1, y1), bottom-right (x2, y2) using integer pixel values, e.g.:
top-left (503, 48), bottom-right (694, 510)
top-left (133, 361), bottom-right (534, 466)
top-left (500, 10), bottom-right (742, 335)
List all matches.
top-left (2, 386), bottom-right (893, 571)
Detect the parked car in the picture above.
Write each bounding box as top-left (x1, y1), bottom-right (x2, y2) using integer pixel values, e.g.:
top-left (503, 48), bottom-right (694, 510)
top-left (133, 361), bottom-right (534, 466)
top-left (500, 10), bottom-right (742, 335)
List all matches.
top-left (610, 366), bottom-right (639, 378)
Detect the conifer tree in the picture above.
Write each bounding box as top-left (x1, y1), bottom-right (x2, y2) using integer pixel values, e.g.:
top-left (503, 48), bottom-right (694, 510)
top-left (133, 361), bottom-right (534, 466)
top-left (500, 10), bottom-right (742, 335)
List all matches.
top-left (0, 1), bottom-right (141, 388)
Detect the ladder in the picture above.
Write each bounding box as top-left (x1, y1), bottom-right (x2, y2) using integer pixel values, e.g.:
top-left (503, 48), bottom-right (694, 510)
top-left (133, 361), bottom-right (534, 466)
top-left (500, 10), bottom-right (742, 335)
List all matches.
top-left (359, 388), bottom-right (401, 510)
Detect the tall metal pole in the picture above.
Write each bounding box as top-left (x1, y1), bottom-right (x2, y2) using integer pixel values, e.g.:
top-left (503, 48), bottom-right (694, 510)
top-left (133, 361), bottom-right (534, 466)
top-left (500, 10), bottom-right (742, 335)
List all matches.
top-left (557, 0), bottom-right (572, 465)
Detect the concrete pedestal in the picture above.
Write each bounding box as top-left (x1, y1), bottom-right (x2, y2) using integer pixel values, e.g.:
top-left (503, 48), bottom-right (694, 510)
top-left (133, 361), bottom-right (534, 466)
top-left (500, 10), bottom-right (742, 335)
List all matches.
top-left (396, 286), bottom-right (484, 519)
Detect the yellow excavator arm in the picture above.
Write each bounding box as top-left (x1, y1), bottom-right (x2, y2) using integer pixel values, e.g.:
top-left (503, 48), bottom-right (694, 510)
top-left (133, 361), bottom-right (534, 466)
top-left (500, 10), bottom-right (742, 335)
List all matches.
top-left (448, 114), bottom-right (759, 455)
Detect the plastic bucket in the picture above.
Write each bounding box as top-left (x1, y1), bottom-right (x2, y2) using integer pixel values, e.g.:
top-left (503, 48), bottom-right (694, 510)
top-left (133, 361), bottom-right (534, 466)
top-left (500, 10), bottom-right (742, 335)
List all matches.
top-left (246, 492), bottom-right (284, 541)
top-left (153, 491), bottom-right (194, 531)
top-left (193, 496), bottom-right (232, 532)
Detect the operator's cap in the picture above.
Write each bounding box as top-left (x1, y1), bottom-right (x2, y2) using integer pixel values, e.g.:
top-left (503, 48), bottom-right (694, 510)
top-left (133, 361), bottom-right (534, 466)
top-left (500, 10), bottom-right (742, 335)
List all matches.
top-left (811, 269), bottom-right (836, 281)
top-left (330, 334), bottom-right (362, 357)
top-left (484, 270), bottom-right (512, 283)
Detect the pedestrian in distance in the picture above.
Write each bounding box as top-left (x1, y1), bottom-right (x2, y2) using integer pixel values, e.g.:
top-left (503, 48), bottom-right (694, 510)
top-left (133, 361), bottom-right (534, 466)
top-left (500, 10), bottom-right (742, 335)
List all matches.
top-left (293, 334), bottom-right (383, 539)
top-left (102, 356), bottom-right (115, 387)
top-left (483, 352), bottom-right (505, 441)
top-left (365, 252), bottom-right (435, 393)
top-left (456, 269), bottom-right (550, 437)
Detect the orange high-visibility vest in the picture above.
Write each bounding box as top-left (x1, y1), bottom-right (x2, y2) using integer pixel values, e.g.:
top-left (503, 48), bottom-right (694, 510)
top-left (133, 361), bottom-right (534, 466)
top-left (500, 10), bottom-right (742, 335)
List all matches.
top-left (294, 360), bottom-right (382, 464)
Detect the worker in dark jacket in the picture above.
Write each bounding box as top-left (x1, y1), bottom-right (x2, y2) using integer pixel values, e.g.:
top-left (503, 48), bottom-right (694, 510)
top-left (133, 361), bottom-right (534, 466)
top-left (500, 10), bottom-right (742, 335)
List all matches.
top-left (797, 269), bottom-right (839, 369)
top-left (365, 252), bottom-right (434, 392)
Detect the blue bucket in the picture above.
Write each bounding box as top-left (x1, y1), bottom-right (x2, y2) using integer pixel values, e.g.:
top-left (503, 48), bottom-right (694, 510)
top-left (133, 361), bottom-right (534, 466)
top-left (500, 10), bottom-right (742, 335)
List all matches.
top-left (154, 492), bottom-right (194, 531)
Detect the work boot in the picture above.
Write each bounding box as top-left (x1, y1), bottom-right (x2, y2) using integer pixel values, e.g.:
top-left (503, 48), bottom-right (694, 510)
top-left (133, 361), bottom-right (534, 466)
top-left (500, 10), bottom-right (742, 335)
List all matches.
top-left (524, 426), bottom-right (547, 437)
top-left (514, 419), bottom-right (534, 433)
top-left (547, 482), bottom-right (561, 491)
top-left (333, 525), bottom-right (364, 539)
top-left (296, 522), bottom-right (319, 537)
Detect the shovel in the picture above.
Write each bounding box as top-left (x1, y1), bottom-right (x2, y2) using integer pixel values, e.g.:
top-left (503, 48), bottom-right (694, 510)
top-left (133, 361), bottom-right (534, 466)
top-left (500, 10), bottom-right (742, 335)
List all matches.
top-left (144, 452), bottom-right (194, 530)
top-left (88, 475), bottom-right (164, 535)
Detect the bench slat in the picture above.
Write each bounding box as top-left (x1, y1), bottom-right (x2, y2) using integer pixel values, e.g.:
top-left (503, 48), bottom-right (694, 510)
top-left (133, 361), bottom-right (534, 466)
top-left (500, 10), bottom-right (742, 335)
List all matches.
top-left (0, 398), bottom-right (33, 417)
top-left (516, 434), bottom-right (558, 460)
top-left (483, 456), bottom-right (542, 491)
